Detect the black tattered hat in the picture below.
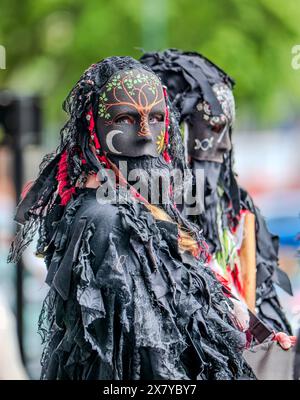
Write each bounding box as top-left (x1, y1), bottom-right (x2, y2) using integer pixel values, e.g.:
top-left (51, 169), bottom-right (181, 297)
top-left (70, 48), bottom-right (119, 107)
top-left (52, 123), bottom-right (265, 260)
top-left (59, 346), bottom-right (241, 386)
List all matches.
top-left (140, 48), bottom-right (235, 123)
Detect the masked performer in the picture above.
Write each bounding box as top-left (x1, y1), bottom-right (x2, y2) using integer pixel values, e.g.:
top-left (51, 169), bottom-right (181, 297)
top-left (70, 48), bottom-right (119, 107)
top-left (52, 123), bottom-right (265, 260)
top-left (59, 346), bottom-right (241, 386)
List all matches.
top-left (8, 56), bottom-right (256, 380)
top-left (140, 49), bottom-right (293, 335)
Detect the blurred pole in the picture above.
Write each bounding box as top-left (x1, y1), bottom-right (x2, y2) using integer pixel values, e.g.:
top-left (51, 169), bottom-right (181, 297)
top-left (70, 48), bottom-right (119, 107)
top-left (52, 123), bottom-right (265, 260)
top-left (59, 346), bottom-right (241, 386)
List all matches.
top-left (14, 120), bottom-right (25, 365)
top-left (12, 99), bottom-right (27, 366)
top-left (13, 98), bottom-right (30, 365)
top-left (141, 0), bottom-right (168, 51)
top-left (14, 97), bottom-right (41, 366)
top-left (0, 92), bottom-right (42, 368)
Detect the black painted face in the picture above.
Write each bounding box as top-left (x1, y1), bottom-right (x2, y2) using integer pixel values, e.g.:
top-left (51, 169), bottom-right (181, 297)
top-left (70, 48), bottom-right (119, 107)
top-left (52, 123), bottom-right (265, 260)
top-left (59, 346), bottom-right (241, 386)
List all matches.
top-left (187, 83), bottom-right (235, 164)
top-left (96, 69), bottom-right (166, 158)
top-left (187, 110), bottom-right (231, 163)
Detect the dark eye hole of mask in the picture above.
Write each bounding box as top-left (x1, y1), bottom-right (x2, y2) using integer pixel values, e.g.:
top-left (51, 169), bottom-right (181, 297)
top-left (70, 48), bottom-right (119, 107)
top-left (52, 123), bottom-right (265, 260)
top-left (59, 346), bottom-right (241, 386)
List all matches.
top-left (149, 113), bottom-right (164, 123)
top-left (211, 122), bottom-right (226, 133)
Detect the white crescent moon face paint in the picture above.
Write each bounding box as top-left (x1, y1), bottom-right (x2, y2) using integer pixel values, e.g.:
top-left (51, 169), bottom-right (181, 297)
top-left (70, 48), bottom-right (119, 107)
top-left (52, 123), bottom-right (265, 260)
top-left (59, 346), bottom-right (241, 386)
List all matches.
top-left (106, 130), bottom-right (123, 155)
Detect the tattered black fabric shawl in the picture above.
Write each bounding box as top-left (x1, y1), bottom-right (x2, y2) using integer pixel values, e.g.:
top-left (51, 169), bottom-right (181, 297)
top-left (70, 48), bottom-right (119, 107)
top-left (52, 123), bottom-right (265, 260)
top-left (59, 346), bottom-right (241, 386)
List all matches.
top-left (141, 49), bottom-right (293, 335)
top-left (38, 188), bottom-right (254, 380)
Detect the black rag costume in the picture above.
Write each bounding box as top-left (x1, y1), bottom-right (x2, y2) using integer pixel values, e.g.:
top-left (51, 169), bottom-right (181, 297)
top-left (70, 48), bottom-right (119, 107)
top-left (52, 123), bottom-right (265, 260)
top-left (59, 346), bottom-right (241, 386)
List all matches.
top-left (8, 56), bottom-right (254, 380)
top-left (140, 49), bottom-right (293, 335)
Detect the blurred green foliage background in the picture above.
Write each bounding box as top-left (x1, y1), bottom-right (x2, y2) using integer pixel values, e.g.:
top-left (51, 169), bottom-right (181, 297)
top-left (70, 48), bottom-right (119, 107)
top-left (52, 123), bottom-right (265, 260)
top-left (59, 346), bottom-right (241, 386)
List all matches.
top-left (1, 0), bottom-right (300, 130)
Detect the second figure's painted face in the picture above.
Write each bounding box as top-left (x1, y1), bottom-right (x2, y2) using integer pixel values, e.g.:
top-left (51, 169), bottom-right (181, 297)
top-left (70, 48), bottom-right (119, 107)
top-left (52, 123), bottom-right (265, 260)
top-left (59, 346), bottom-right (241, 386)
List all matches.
top-left (96, 68), bottom-right (166, 158)
top-left (187, 83), bottom-right (235, 163)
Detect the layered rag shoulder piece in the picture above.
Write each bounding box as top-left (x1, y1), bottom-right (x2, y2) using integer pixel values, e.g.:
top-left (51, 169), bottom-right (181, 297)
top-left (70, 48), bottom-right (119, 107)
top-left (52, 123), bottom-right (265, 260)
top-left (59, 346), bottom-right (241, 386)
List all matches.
top-left (38, 188), bottom-right (254, 380)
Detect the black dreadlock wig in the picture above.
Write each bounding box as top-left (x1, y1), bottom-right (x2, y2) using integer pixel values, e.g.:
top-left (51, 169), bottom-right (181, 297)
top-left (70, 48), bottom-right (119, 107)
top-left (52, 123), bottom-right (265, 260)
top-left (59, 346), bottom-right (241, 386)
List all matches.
top-left (8, 56), bottom-right (204, 263)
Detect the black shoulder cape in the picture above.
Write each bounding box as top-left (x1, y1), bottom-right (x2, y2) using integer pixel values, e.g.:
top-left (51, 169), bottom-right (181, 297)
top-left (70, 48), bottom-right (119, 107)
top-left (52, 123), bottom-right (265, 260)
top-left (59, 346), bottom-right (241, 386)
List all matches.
top-left (38, 188), bottom-right (254, 380)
